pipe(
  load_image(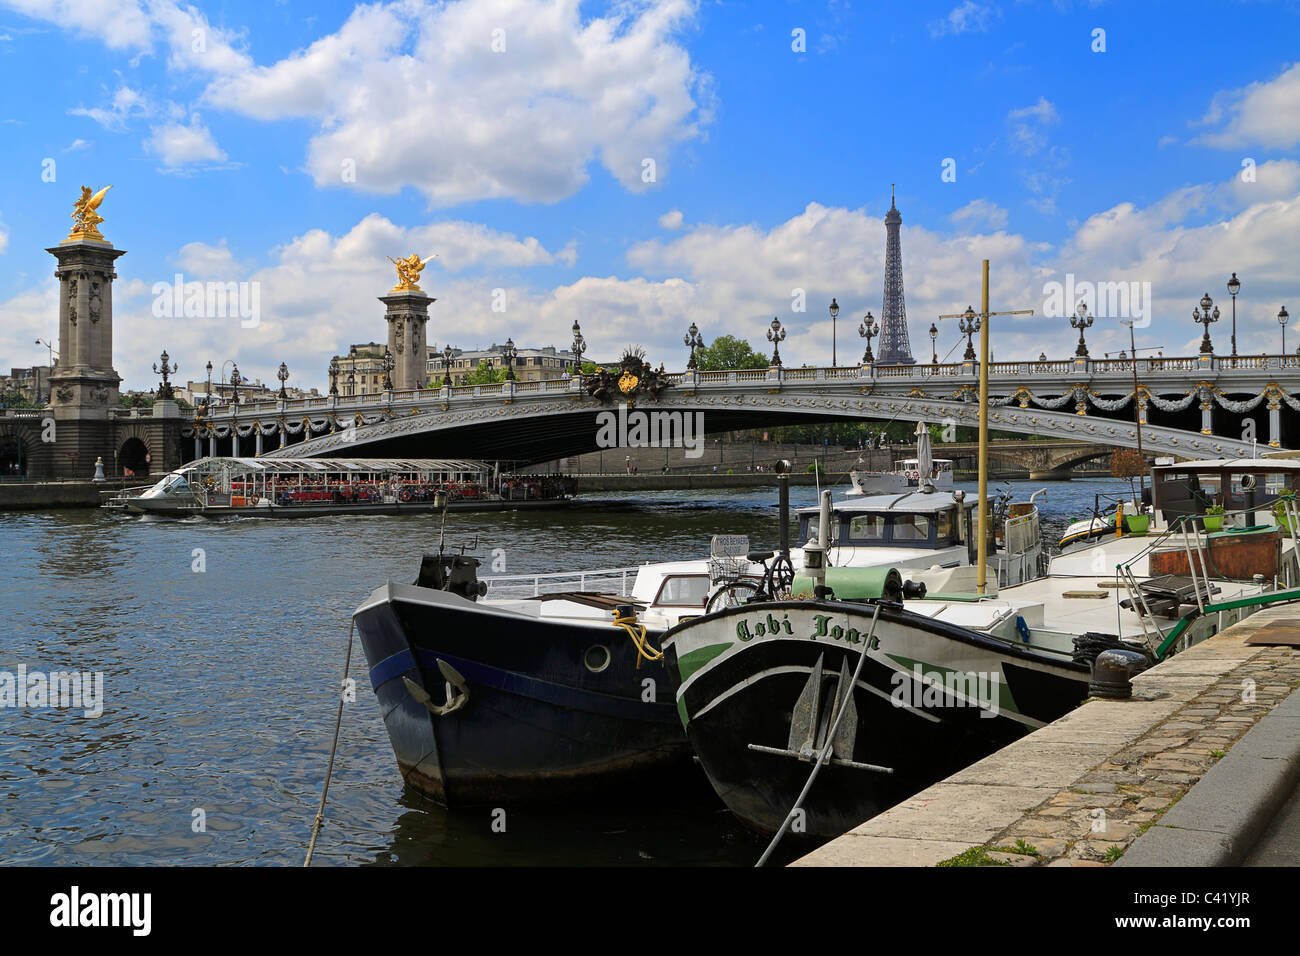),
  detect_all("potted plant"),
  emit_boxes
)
[1124,508,1150,535]
[1204,504,1225,532]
